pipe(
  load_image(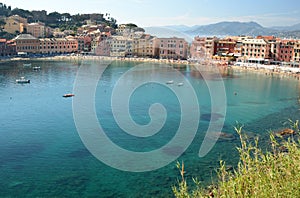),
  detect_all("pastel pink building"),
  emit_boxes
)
[153,37,188,60]
[190,36,216,60]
